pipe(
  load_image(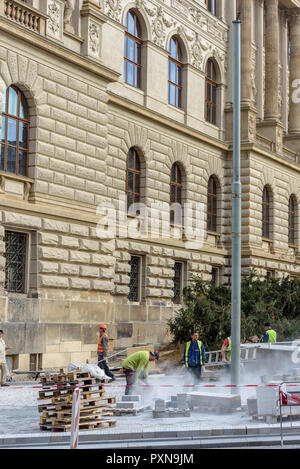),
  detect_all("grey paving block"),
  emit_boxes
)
[154,399,166,411]
[190,392,241,412]
[116,402,138,409]
[121,395,141,402]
